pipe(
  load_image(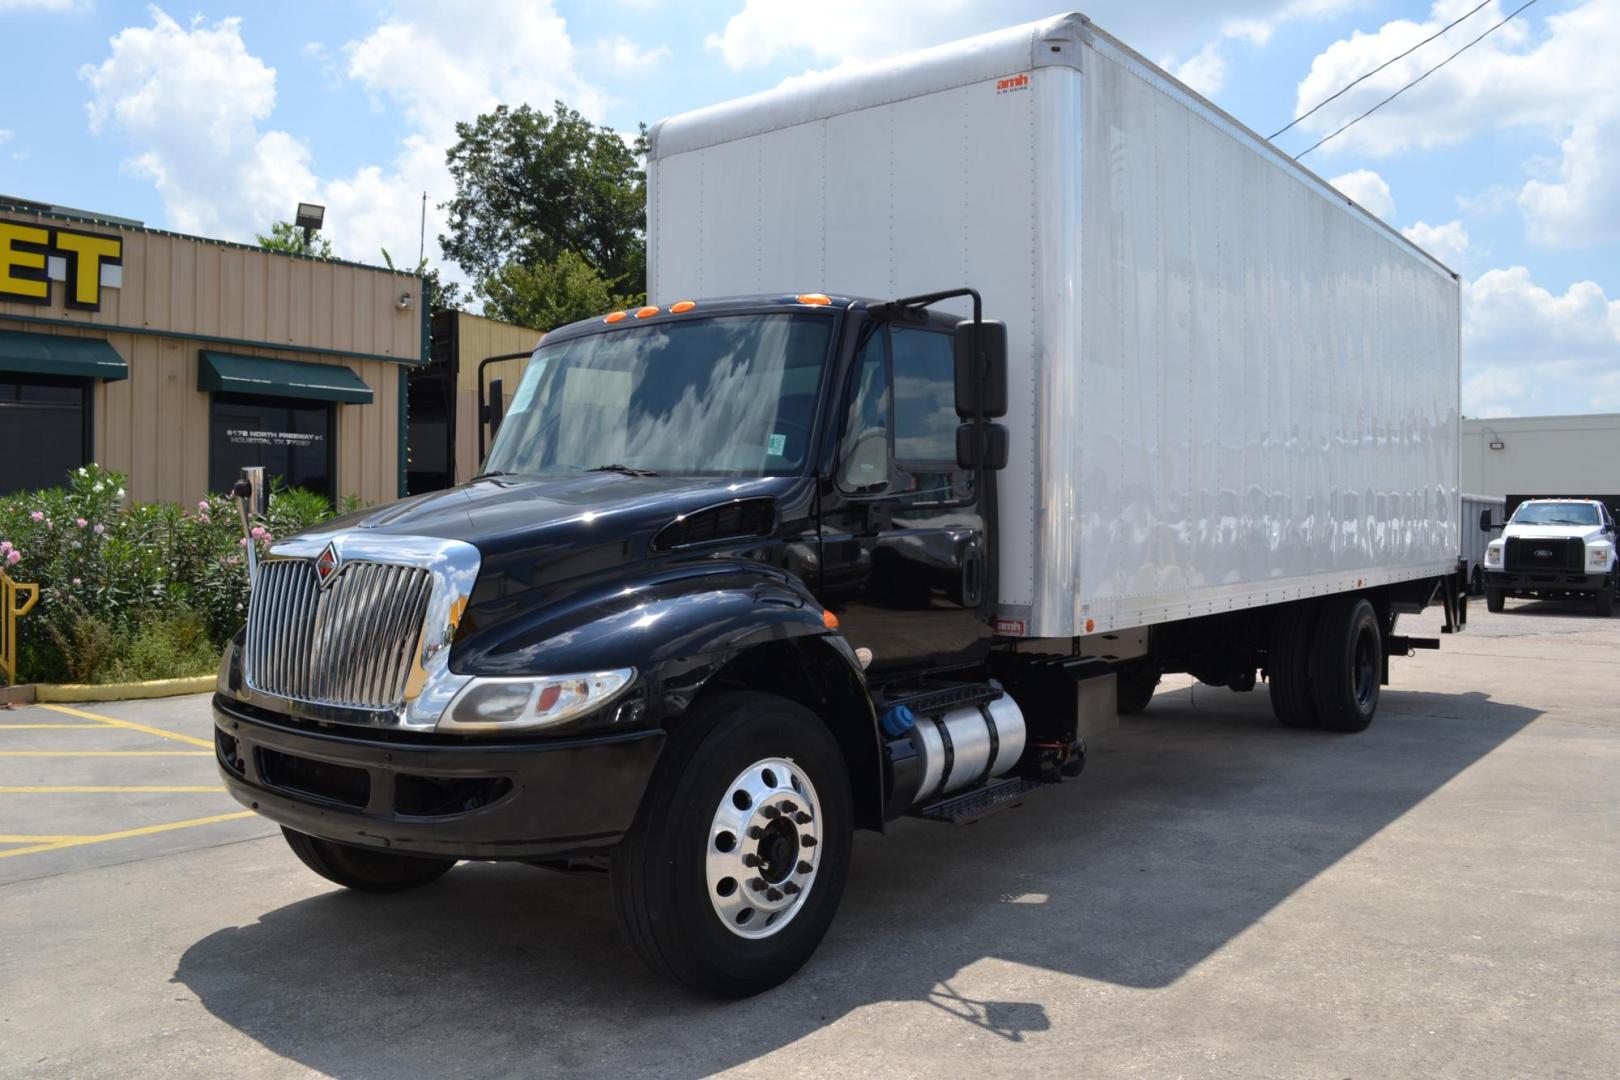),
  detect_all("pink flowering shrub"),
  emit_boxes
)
[0,465,348,684]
